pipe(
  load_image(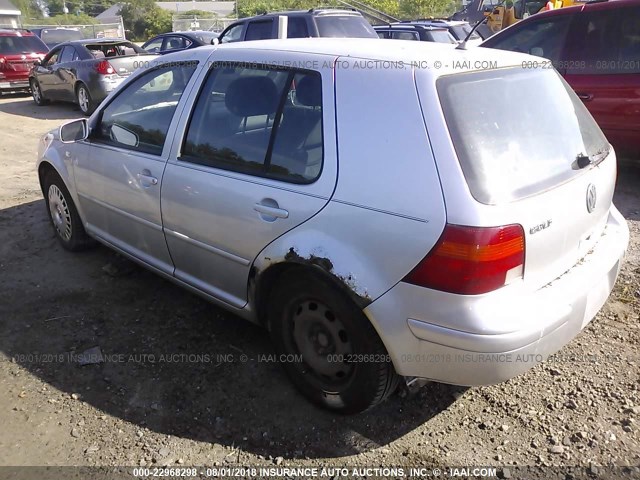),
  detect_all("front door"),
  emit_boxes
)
[161,52,338,308]
[73,62,199,274]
